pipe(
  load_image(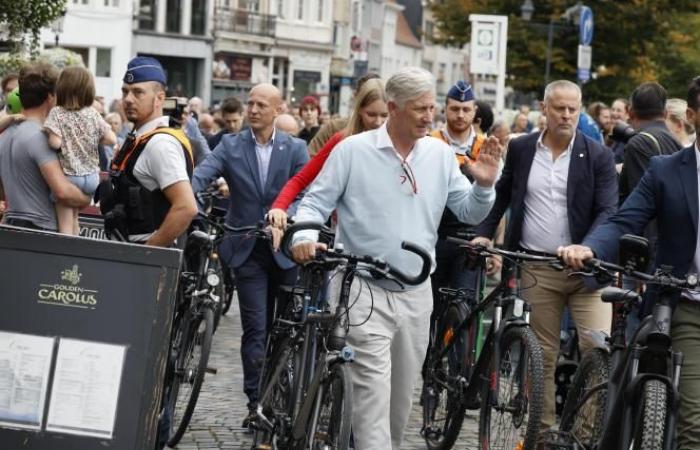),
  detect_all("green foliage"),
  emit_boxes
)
[0,0,67,57]
[431,0,700,103]
[0,53,26,79]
